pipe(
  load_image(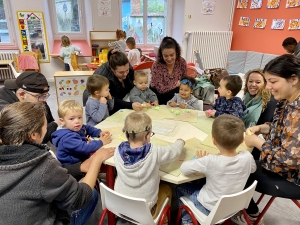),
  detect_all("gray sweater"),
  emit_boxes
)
[167,93,200,110]
[0,143,92,225]
[129,86,158,103]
